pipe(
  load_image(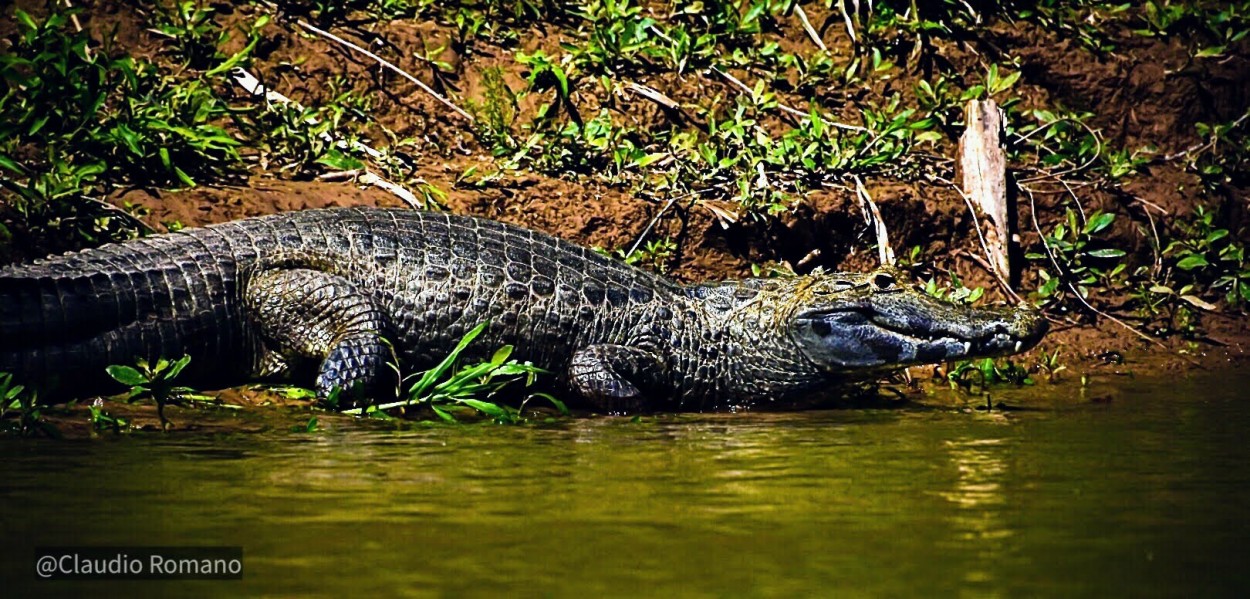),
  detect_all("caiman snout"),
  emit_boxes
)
[792,275,1049,374]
